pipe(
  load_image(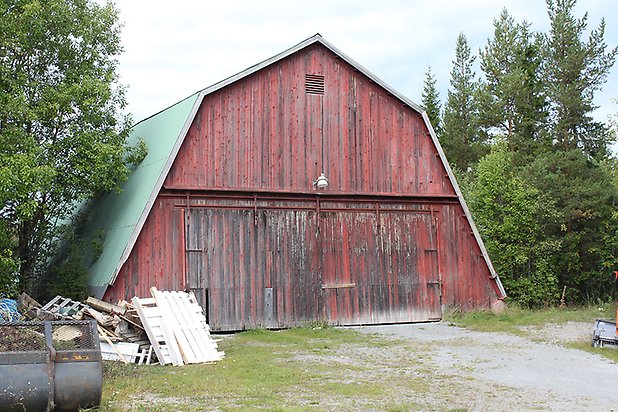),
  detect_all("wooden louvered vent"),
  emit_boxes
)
[305,74,325,95]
